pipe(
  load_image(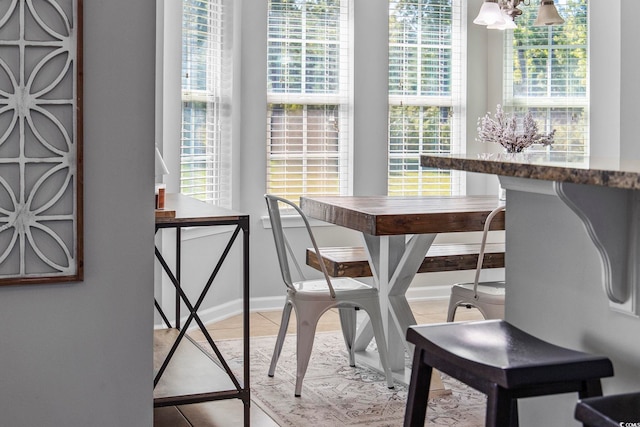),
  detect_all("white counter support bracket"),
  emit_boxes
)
[500,176,640,316]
